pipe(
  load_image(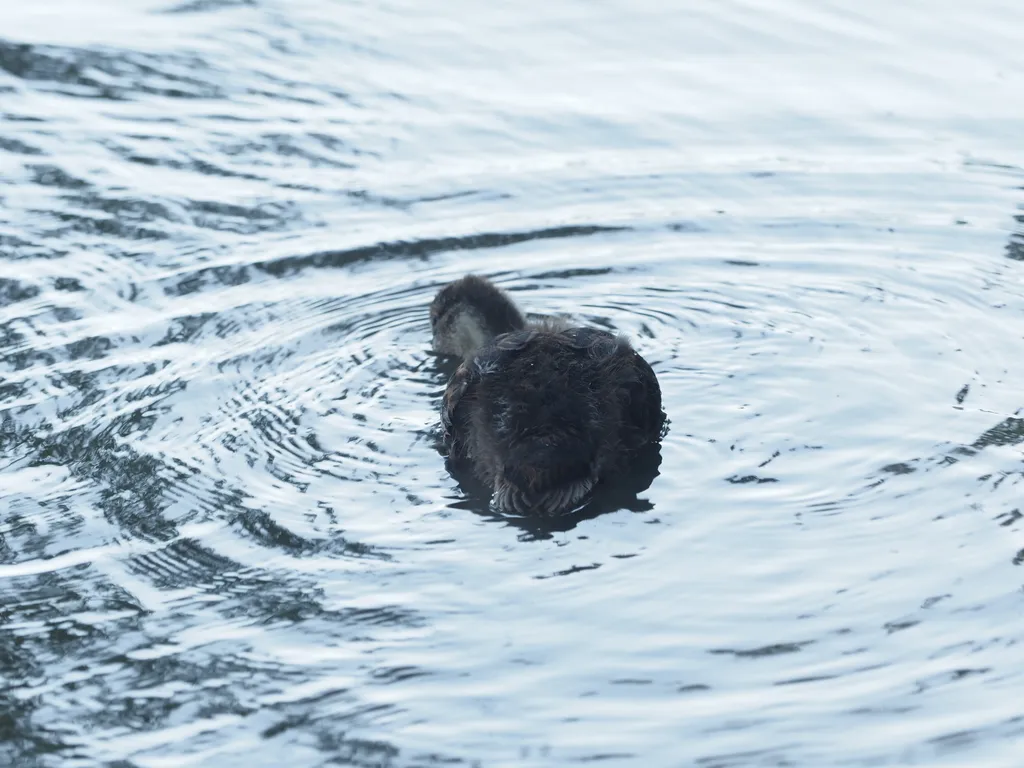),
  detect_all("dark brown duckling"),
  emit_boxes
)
[430,274,664,515]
